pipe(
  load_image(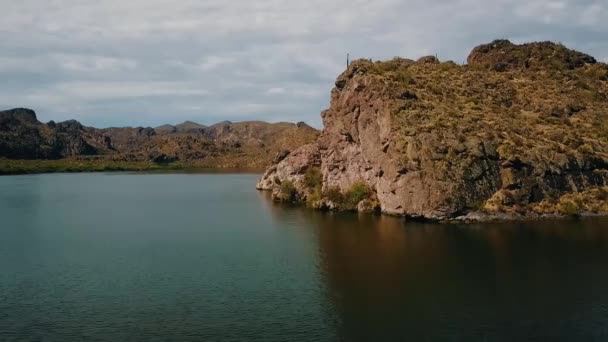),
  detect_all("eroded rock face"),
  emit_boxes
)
[0,108,101,159]
[256,144,321,191]
[258,40,608,221]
